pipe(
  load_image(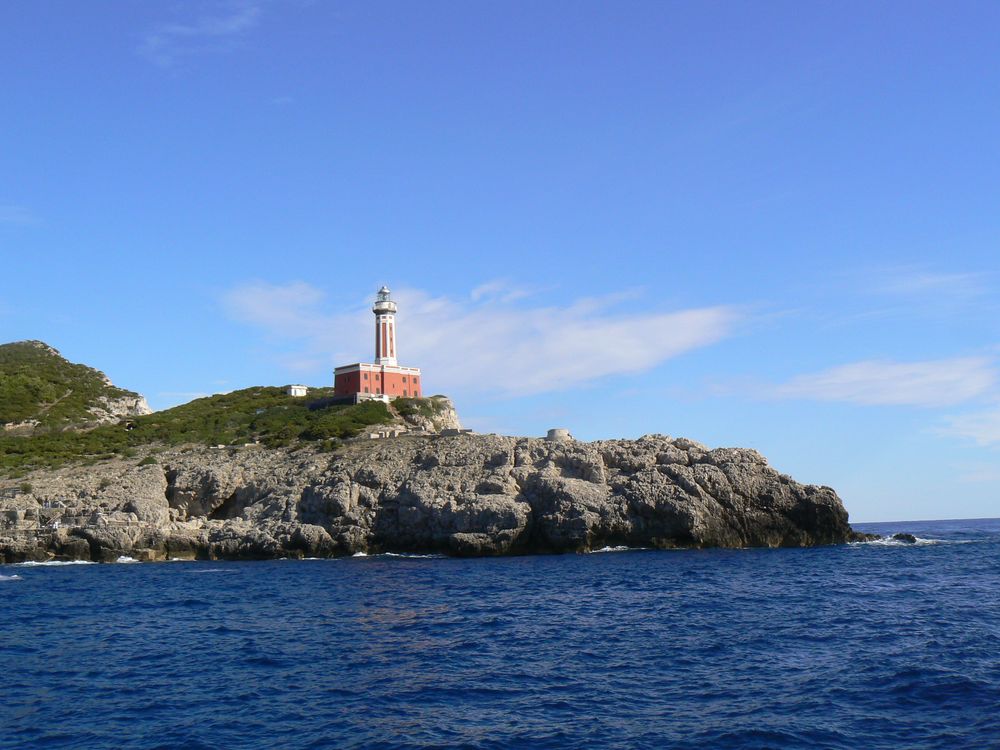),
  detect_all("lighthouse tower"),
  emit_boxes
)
[373,286,397,366]
[333,287,422,402]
